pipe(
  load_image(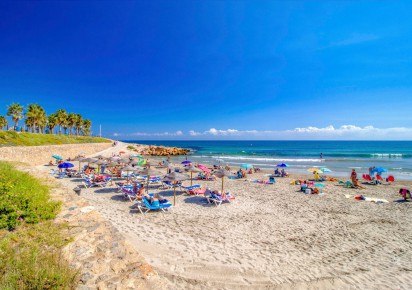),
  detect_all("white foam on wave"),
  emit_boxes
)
[211,156,322,163]
[371,153,403,158]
